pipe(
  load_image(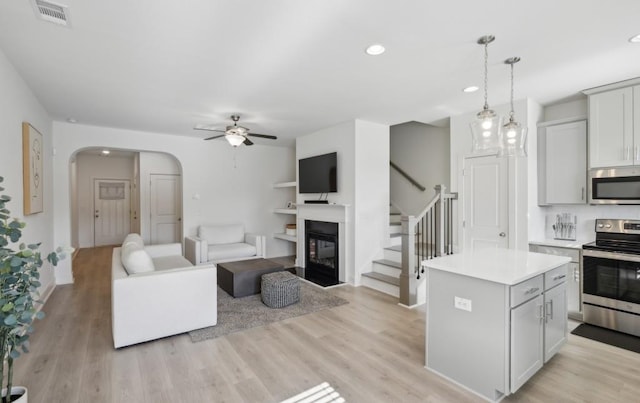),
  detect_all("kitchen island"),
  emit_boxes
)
[422,248,570,402]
